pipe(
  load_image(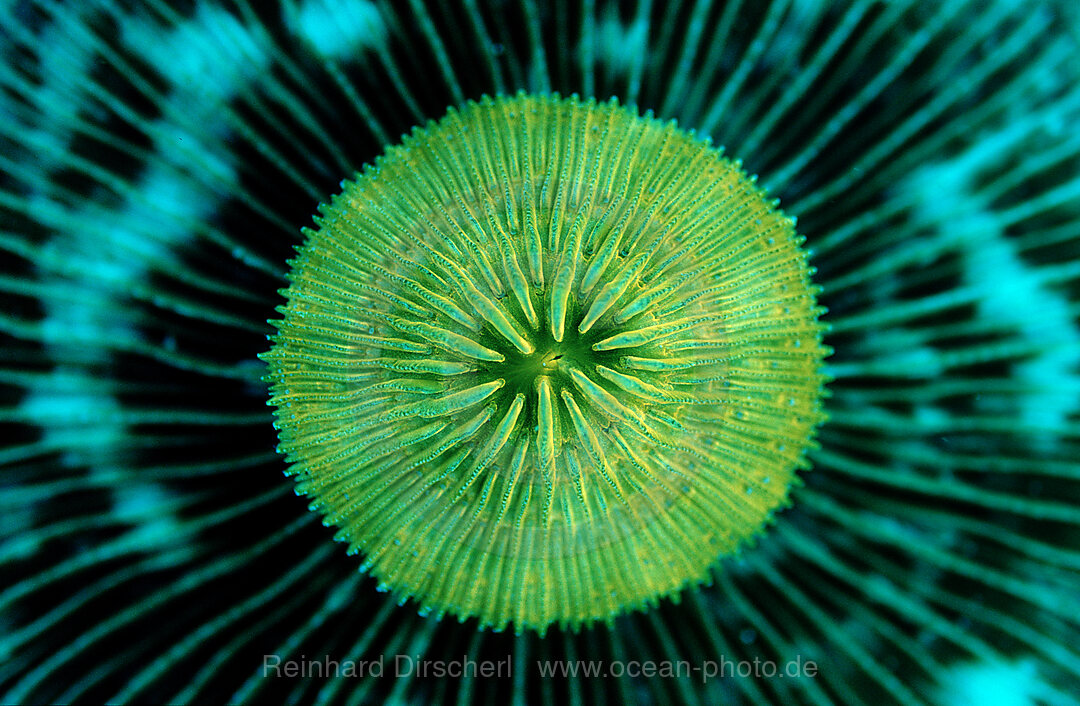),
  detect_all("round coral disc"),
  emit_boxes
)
[262,93,828,632]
